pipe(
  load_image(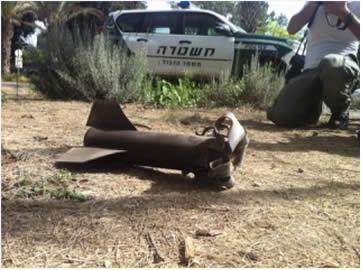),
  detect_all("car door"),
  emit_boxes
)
[115,12,147,54]
[141,12,185,77]
[179,12,235,78]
